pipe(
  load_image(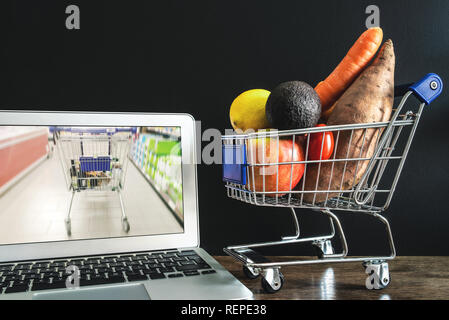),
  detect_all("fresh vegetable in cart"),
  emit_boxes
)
[227,27,395,202]
[304,39,395,203]
[246,137,304,196]
[307,124,334,161]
